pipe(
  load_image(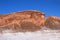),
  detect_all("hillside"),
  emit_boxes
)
[0,10,60,32]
